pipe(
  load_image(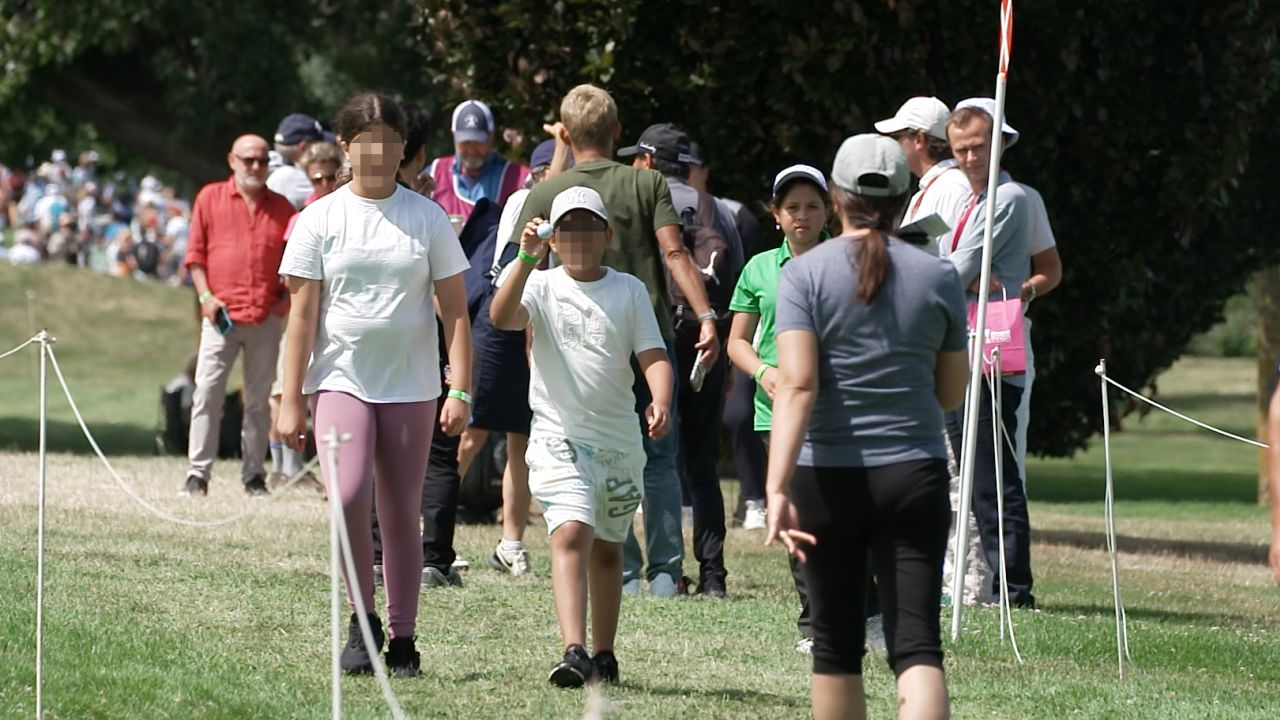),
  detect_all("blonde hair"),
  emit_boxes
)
[560,84,617,152]
[299,141,342,169]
